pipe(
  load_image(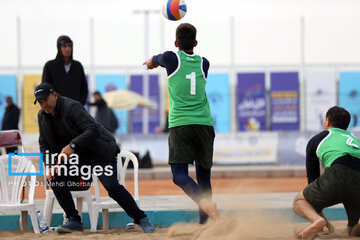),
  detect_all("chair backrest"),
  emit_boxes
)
[92,150,139,203]
[0,155,36,204]
[0,130,25,153]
